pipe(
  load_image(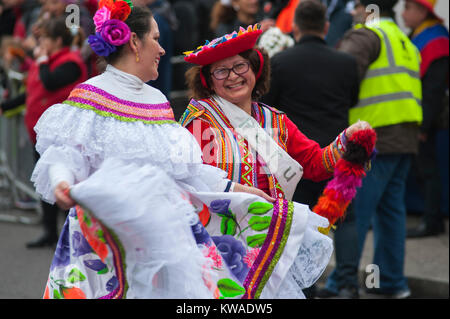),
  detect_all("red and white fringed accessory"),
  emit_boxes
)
[313,129,377,234]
